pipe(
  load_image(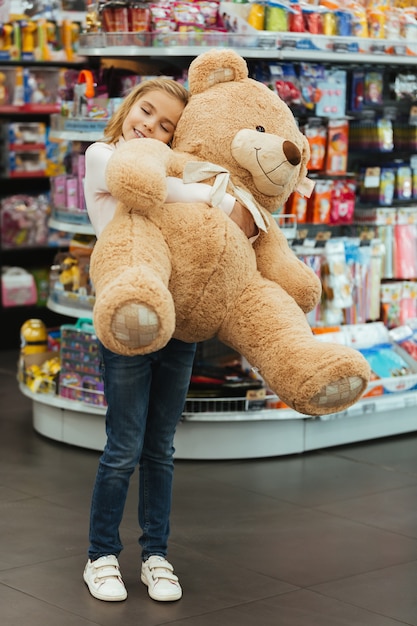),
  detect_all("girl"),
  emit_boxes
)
[83,78,255,604]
